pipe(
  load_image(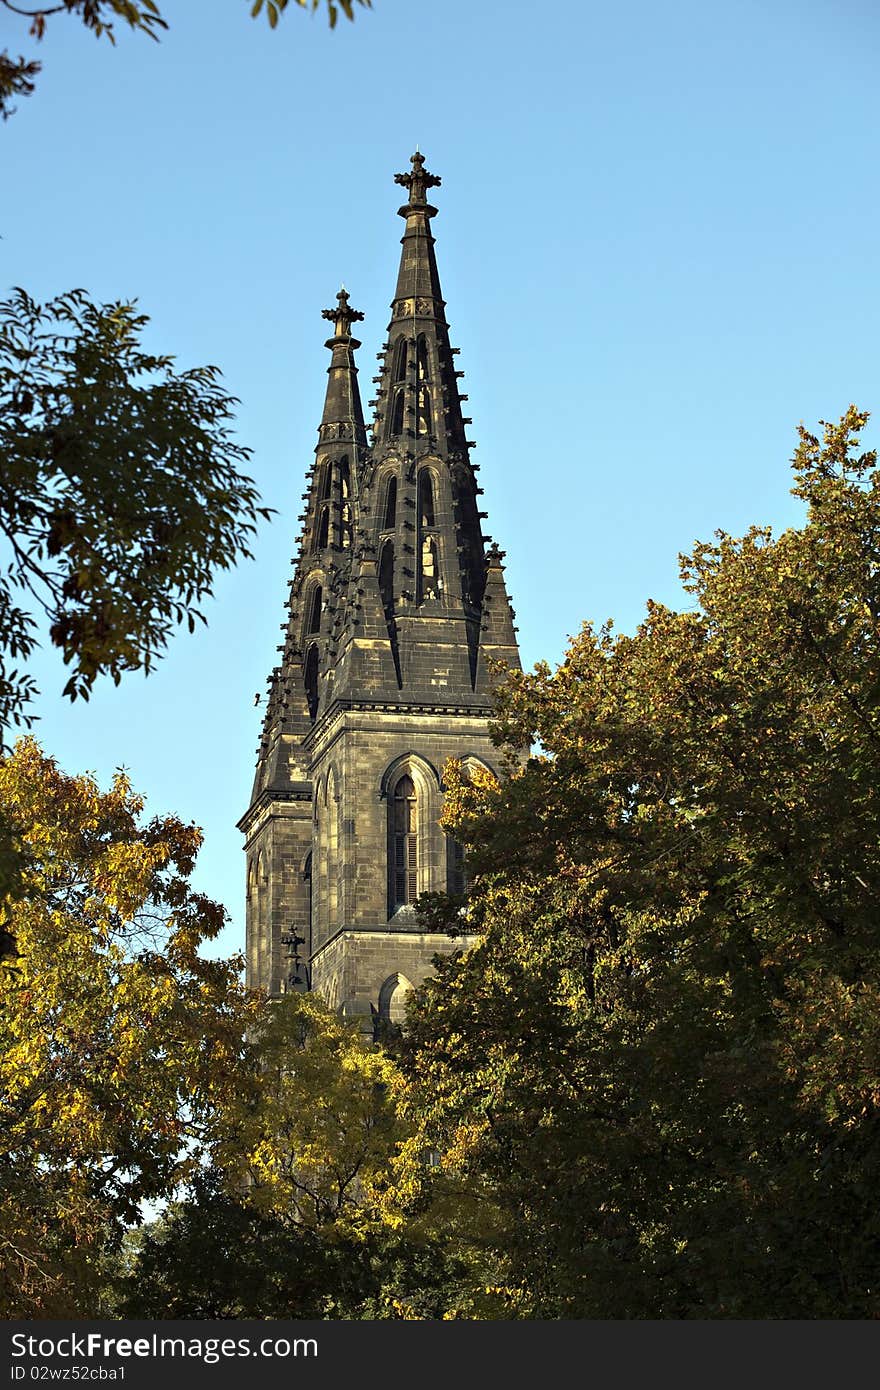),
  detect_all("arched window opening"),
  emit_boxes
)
[304,644,319,721]
[392,775,417,908]
[303,852,312,945]
[416,386,432,437]
[390,389,405,437]
[378,540,394,616]
[382,476,397,530]
[317,508,330,549]
[320,463,332,499]
[416,335,429,381]
[418,536,440,602]
[418,471,435,528]
[393,337,408,382]
[379,973,413,1025]
[305,584,322,635]
[339,459,352,549]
